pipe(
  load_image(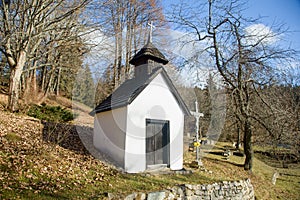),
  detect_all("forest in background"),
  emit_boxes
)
[0,0,299,171]
[0,0,166,108]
